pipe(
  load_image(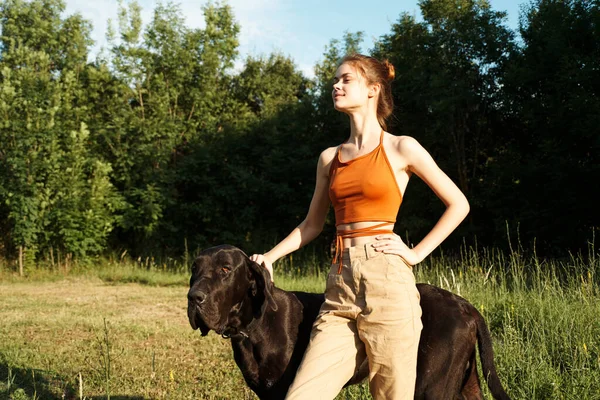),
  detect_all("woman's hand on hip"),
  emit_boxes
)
[249,254,274,282]
[372,234,421,266]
